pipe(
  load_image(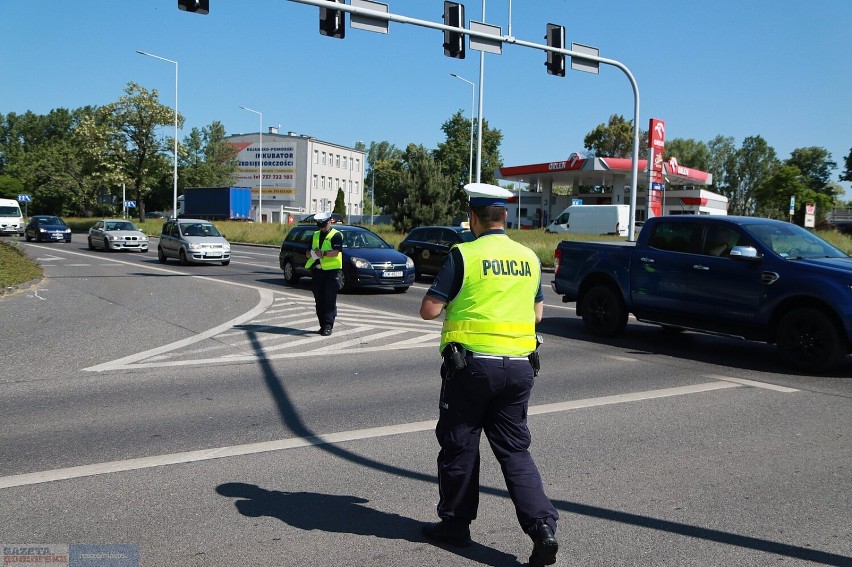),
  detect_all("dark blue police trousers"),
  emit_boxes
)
[435,354,559,534]
[311,267,339,328]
